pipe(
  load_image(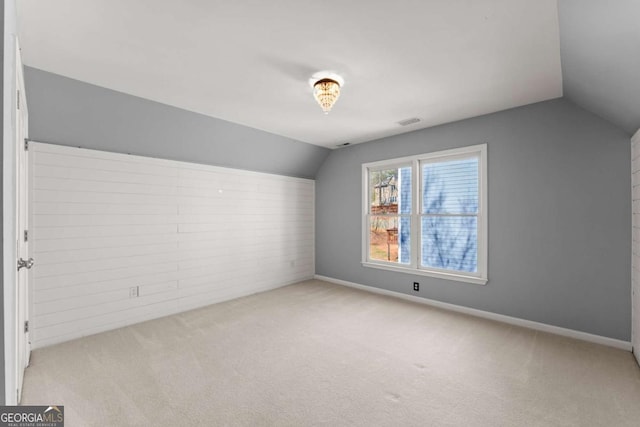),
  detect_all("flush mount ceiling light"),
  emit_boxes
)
[310,72,344,114]
[313,78,340,114]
